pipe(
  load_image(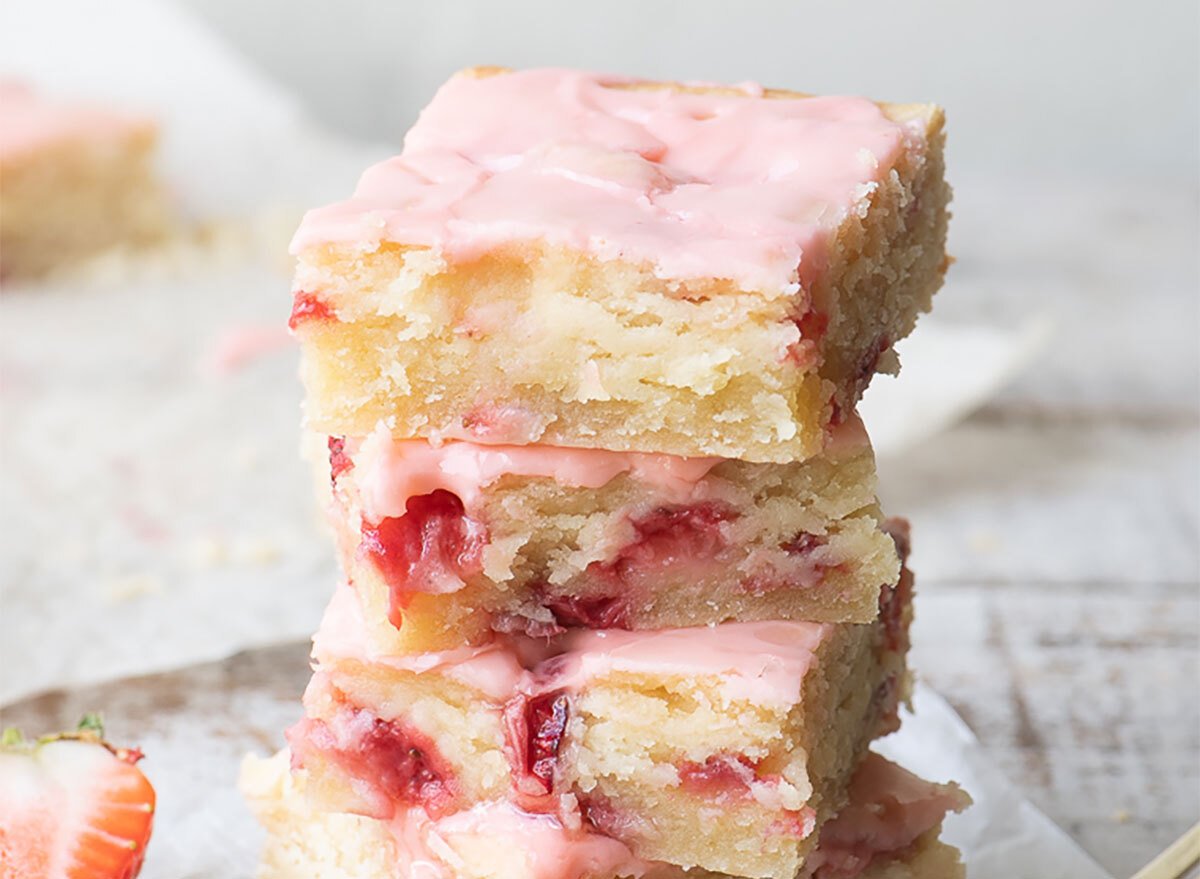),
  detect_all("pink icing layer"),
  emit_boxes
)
[352,424,722,523]
[349,414,868,524]
[315,582,830,707]
[291,68,911,294]
[555,621,830,706]
[313,582,531,702]
[0,81,150,161]
[376,801,650,879]
[805,753,970,878]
